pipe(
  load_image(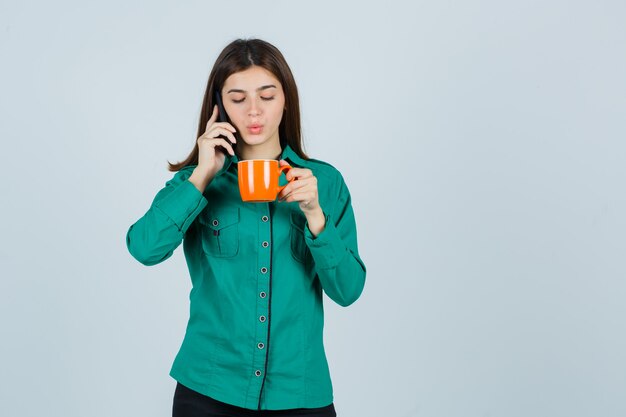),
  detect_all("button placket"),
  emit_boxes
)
[252,204,271,392]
